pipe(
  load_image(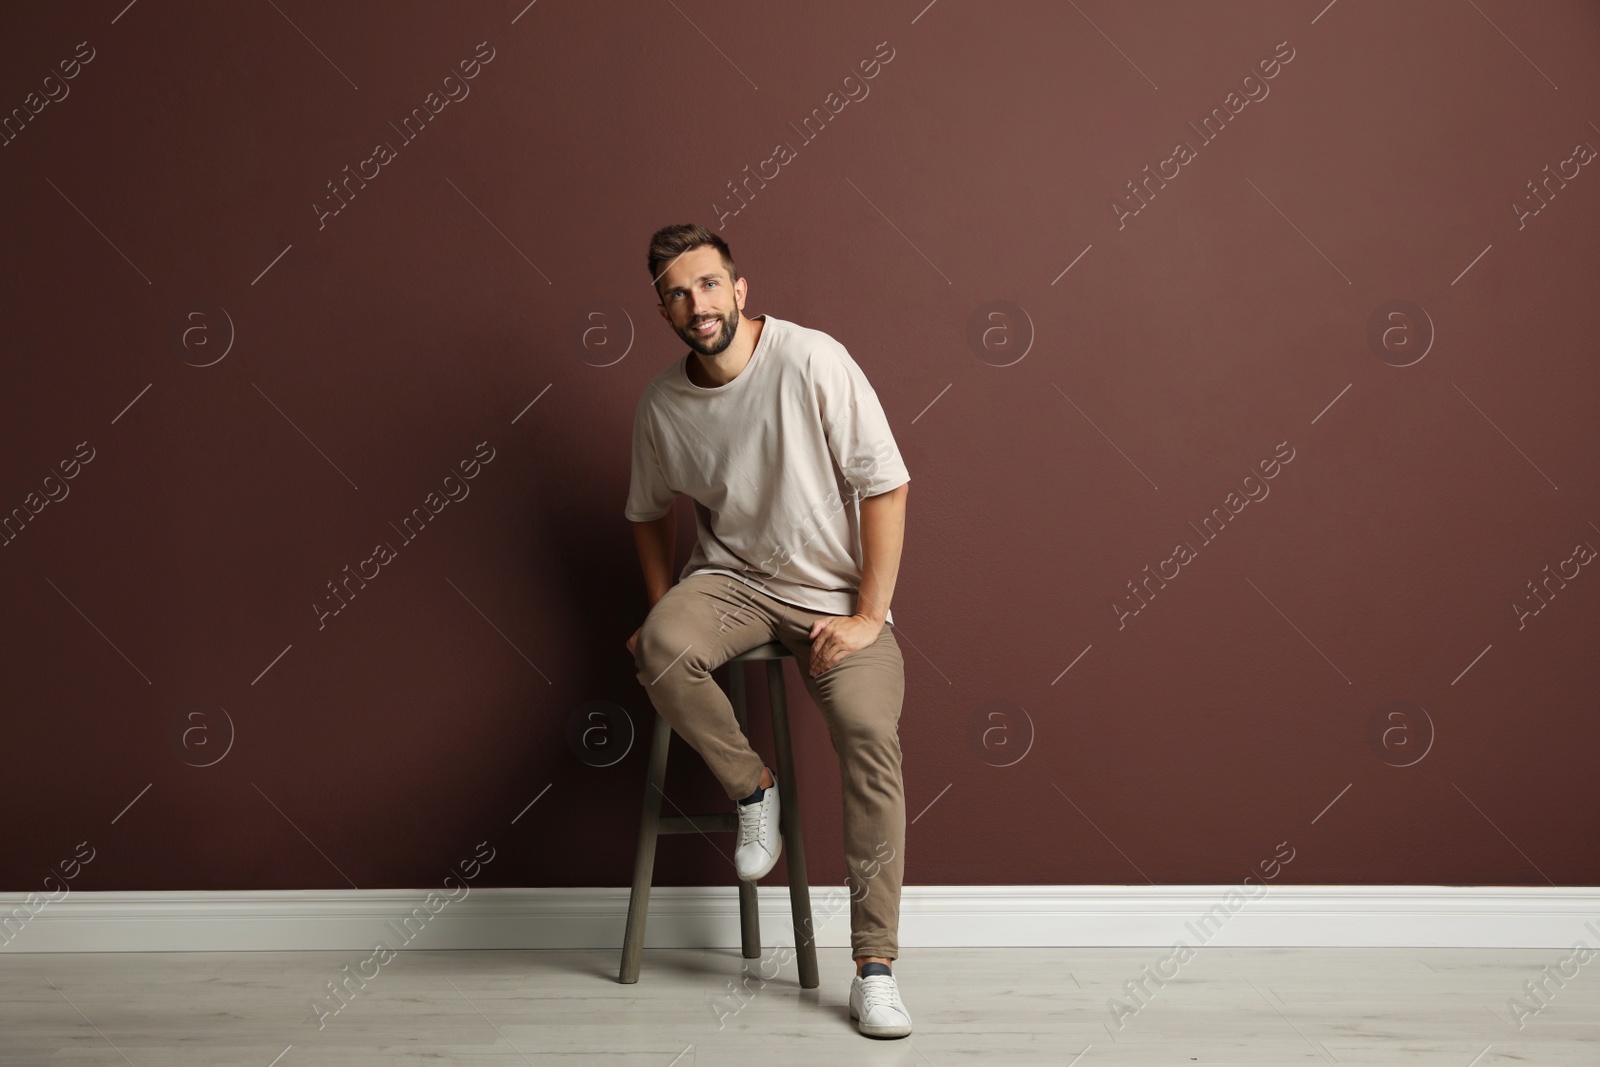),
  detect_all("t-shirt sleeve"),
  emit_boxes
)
[625,394,677,521]
[809,342,911,498]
